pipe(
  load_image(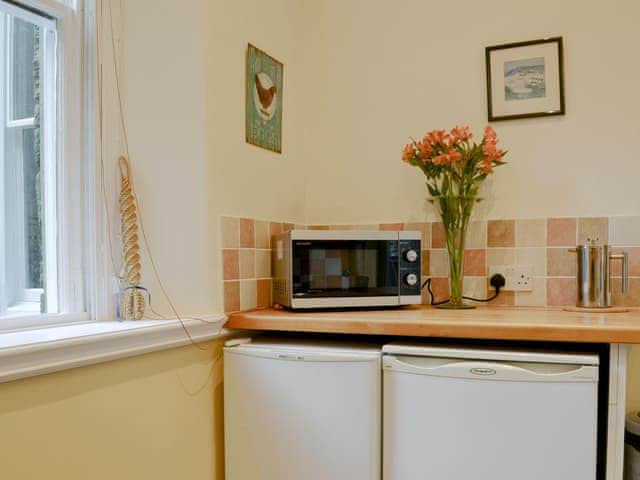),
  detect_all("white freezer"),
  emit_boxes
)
[224,337,381,480]
[382,343,600,480]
